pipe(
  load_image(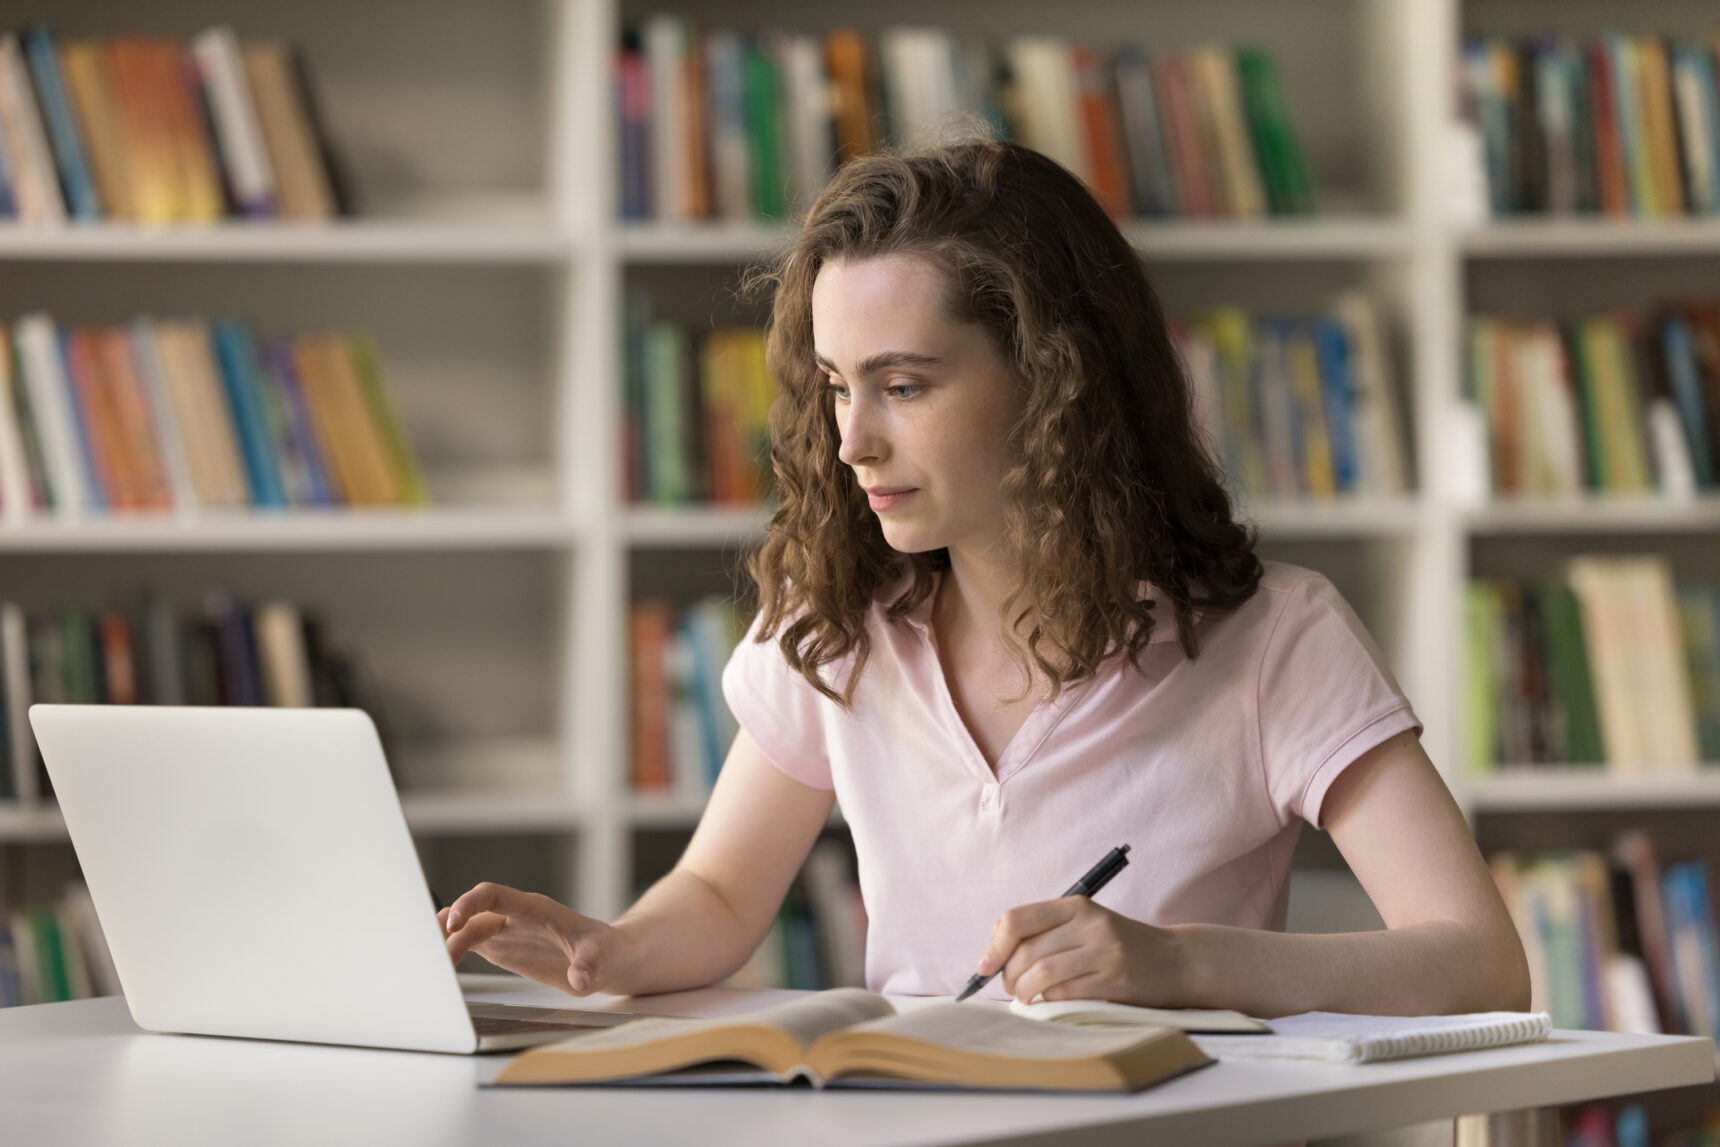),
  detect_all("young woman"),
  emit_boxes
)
[442,137,1530,1017]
